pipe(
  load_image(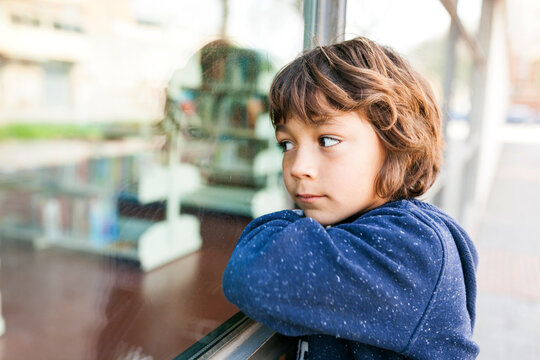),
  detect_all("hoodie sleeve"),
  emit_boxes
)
[222,208,445,353]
